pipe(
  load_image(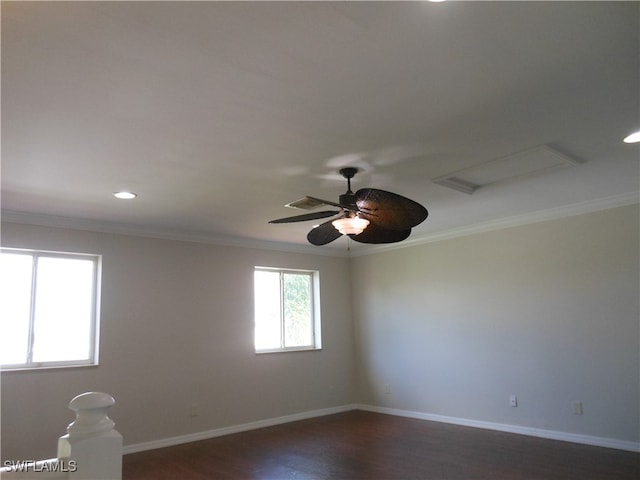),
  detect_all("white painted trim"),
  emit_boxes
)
[3,192,638,257]
[350,191,640,256]
[0,210,347,258]
[123,403,639,455]
[122,404,356,455]
[356,404,640,453]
